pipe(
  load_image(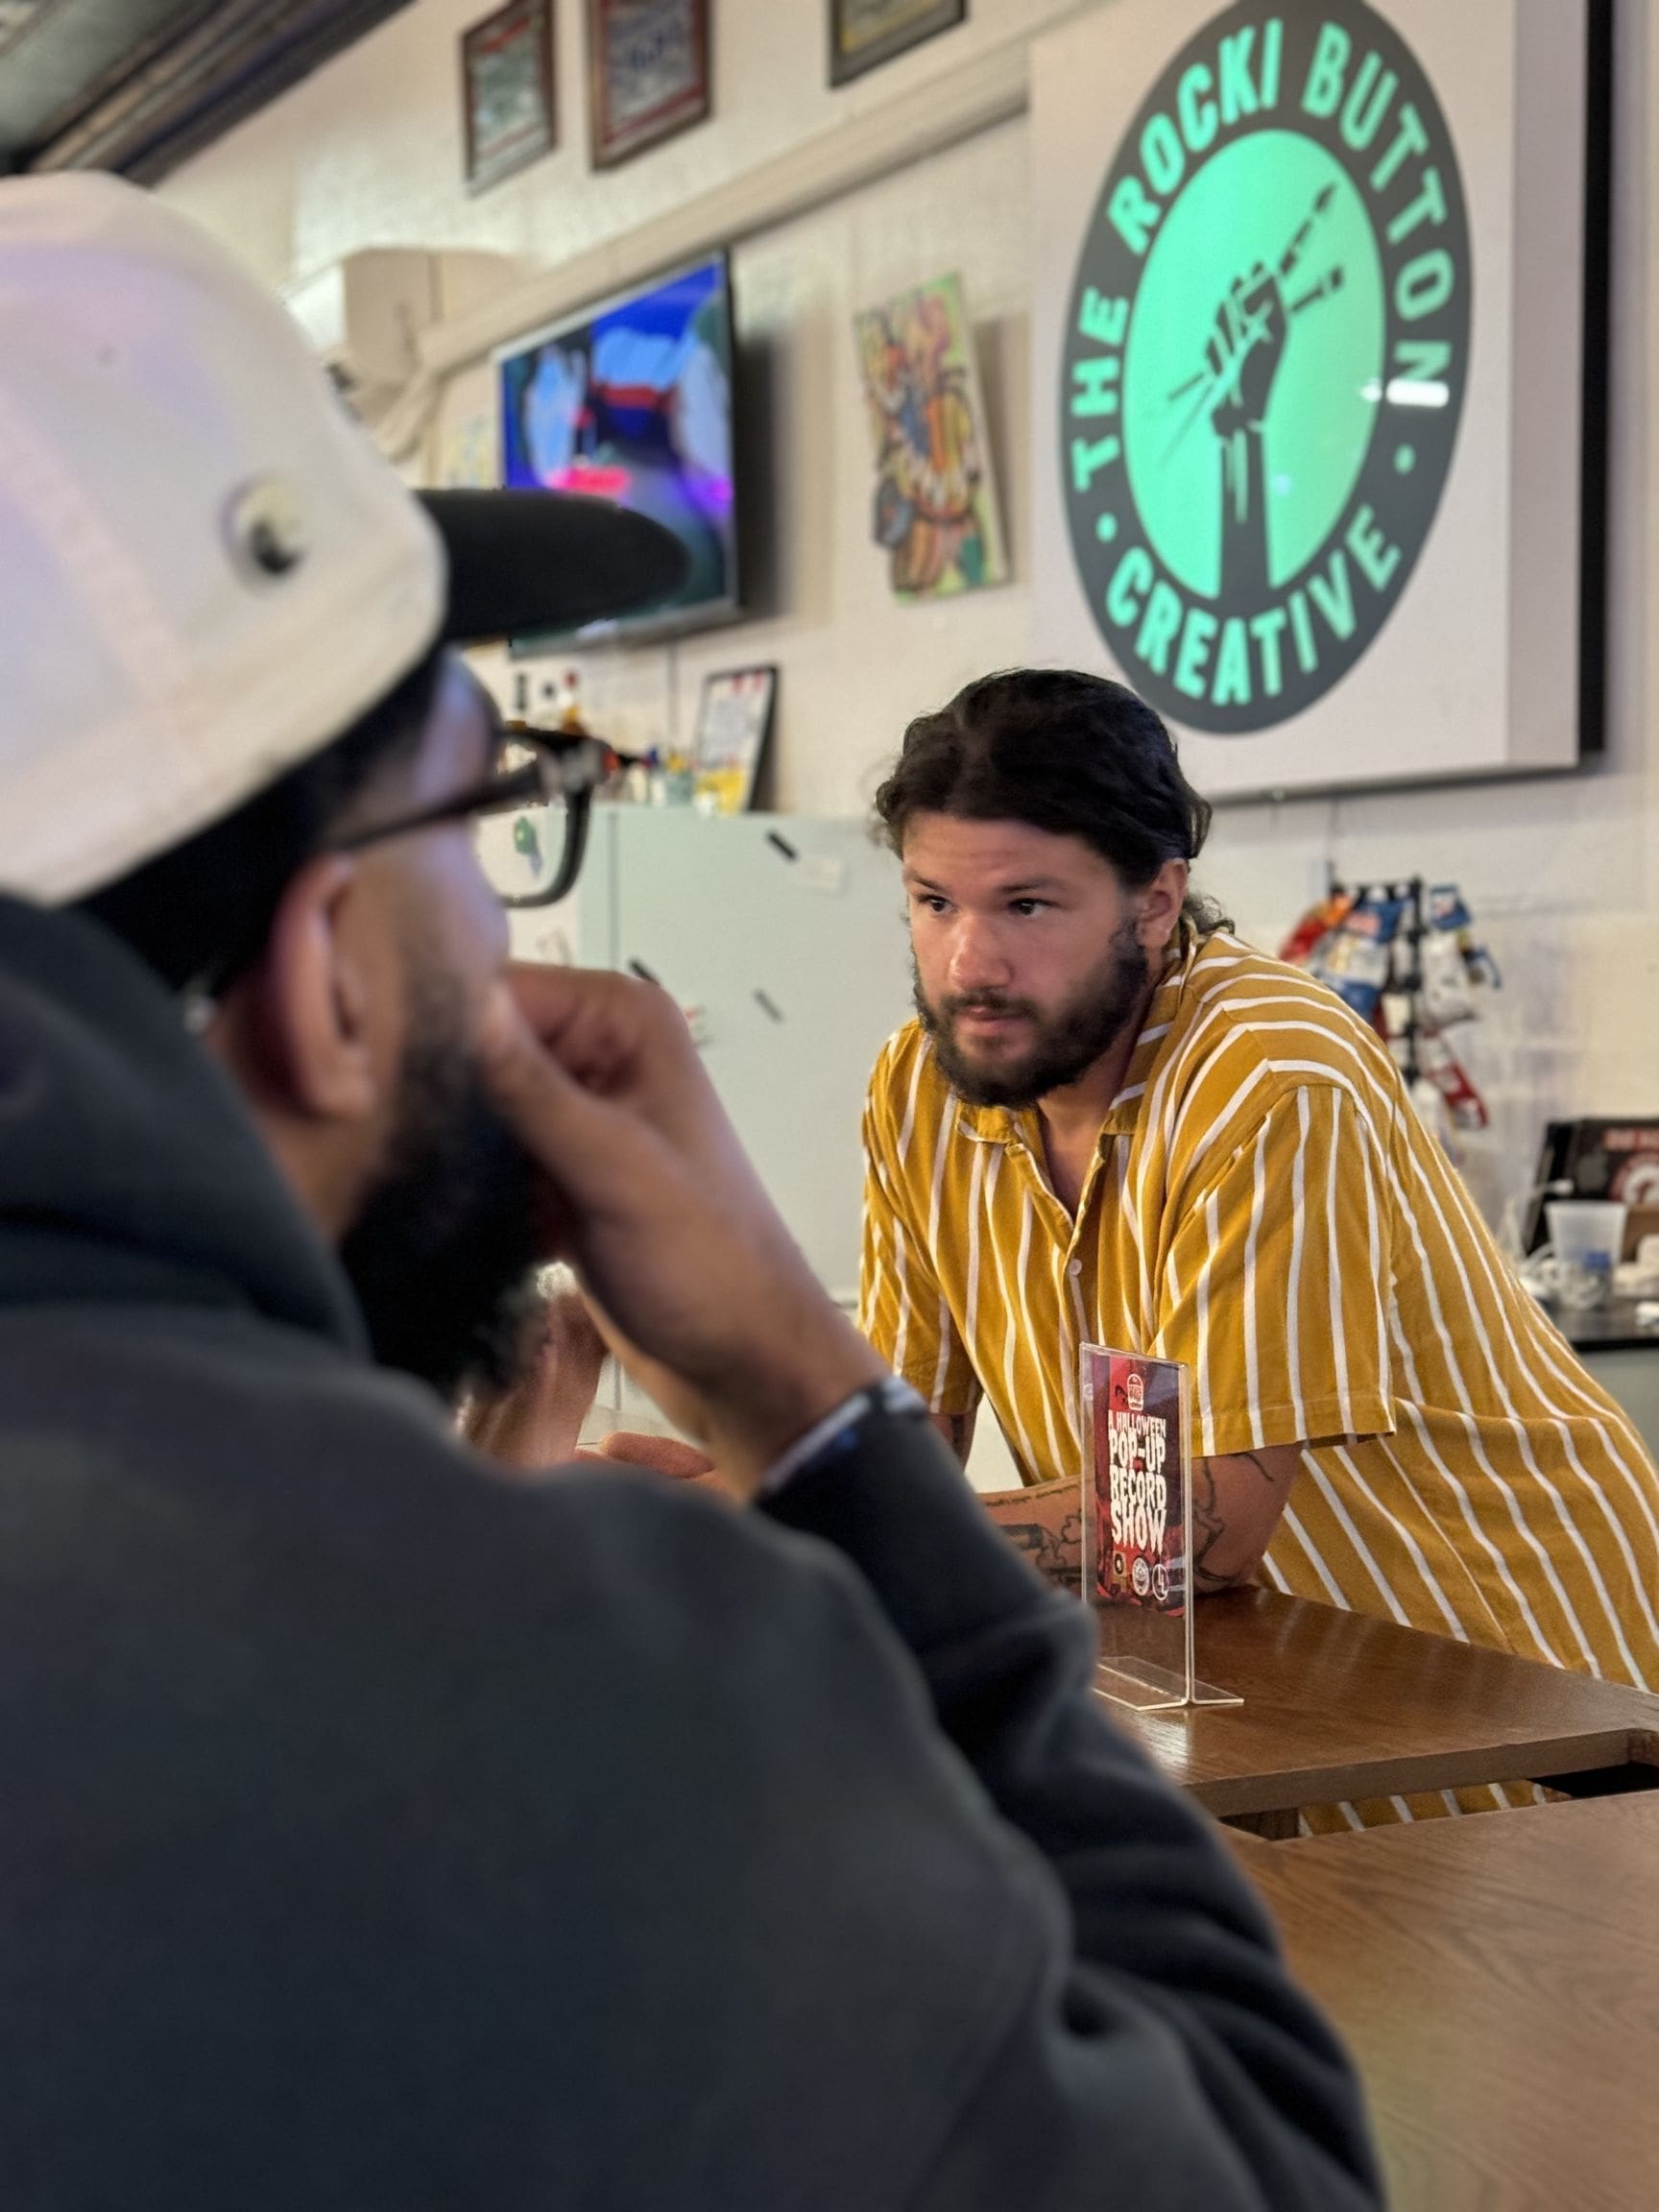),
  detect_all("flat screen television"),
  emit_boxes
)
[496,251,738,648]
